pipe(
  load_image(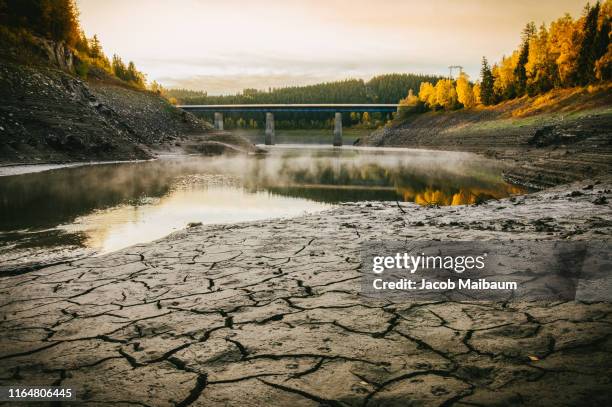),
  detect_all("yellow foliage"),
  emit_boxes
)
[434,79,457,109]
[472,83,482,105]
[493,52,518,96]
[525,24,558,91]
[548,14,582,85]
[362,111,371,124]
[456,73,475,108]
[418,82,436,106]
[399,88,418,106]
